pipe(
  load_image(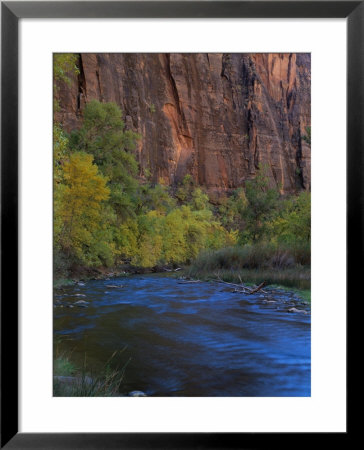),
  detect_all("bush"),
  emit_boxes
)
[53,350,130,397]
[190,243,308,272]
[187,243,311,289]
